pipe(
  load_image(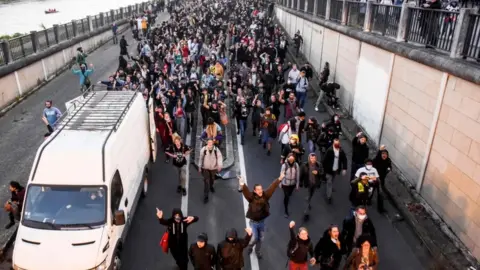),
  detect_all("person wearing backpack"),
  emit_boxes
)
[72,63,94,92]
[286,221,316,270]
[280,153,300,218]
[198,139,223,203]
[295,70,309,109]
